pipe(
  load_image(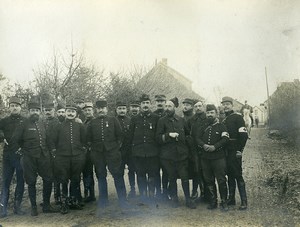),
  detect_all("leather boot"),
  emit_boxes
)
[13,200,25,215]
[60,196,69,215]
[206,185,217,209]
[227,177,236,205]
[0,204,7,218]
[98,177,108,208]
[31,205,38,216]
[237,179,247,210]
[219,183,229,212]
